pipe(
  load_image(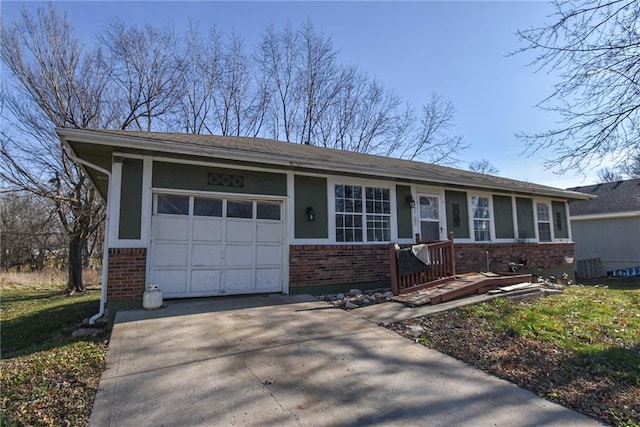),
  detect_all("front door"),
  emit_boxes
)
[418,194,441,241]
